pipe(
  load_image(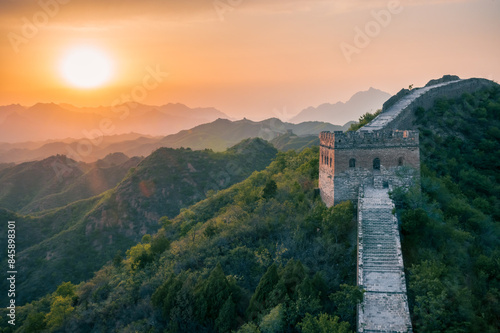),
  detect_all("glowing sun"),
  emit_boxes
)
[60,46,113,89]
